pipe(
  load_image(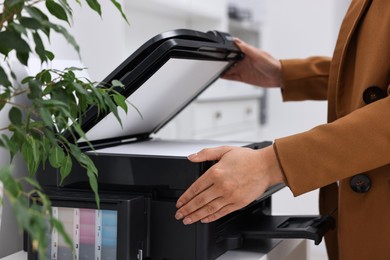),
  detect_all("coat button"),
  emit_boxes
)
[363,86,386,104]
[350,174,371,193]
